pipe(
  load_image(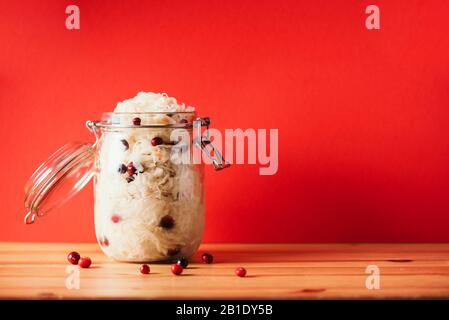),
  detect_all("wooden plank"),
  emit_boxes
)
[0,243,449,299]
